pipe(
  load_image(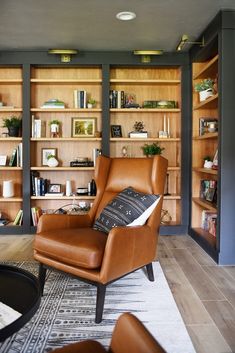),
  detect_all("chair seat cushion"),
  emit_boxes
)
[93,186,160,234]
[34,228,108,269]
